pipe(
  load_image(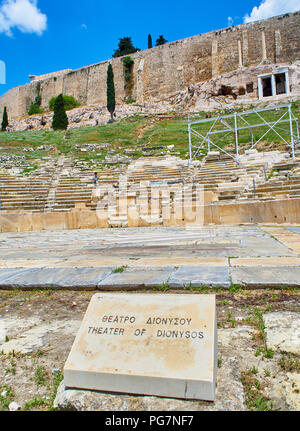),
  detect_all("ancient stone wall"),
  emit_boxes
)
[1,11,300,119]
[0,198,300,232]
